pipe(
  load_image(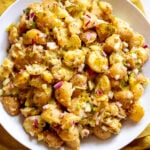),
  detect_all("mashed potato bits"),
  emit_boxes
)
[0,0,149,149]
